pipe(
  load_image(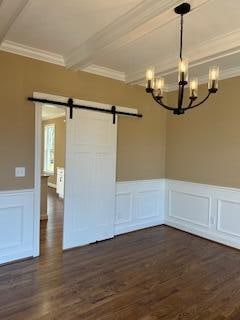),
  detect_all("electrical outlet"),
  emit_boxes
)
[15,167,26,177]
